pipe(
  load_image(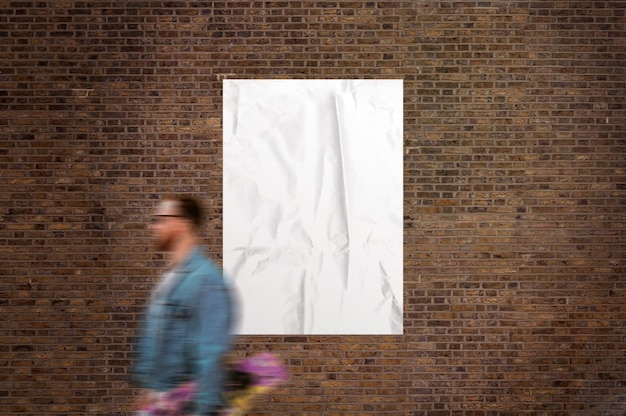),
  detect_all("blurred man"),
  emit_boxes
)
[134,196,233,415]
